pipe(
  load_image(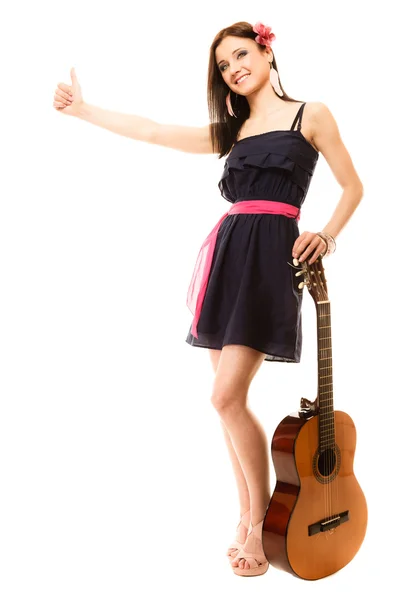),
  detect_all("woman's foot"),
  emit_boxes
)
[231,519,269,577]
[226,509,251,561]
